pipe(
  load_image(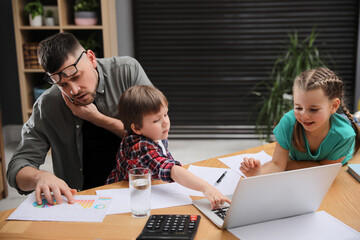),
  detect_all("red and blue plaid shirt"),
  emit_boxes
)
[105,134,181,184]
